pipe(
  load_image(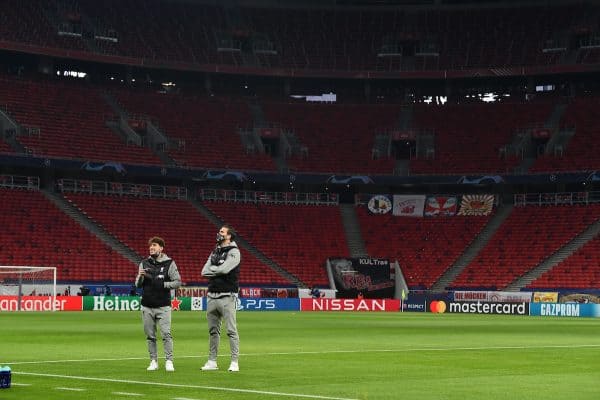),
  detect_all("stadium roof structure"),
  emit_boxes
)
[170,0,595,9]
